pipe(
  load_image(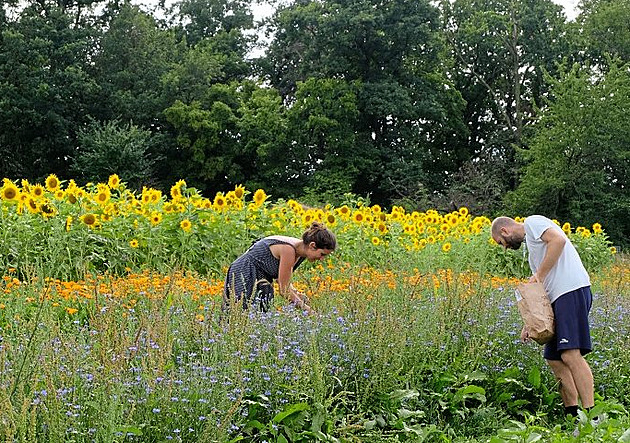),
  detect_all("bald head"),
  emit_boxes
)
[491,216,517,237]
[491,216,525,250]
